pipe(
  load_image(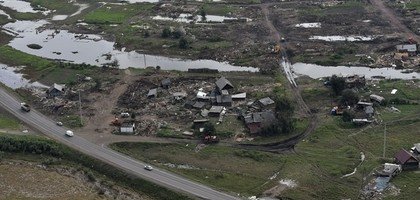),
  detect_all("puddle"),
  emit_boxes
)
[0,9,11,19]
[0,0,49,14]
[3,20,258,72]
[292,63,419,80]
[152,13,250,23]
[52,15,68,21]
[309,35,375,42]
[374,176,391,192]
[124,0,160,3]
[0,64,47,89]
[295,23,321,28]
